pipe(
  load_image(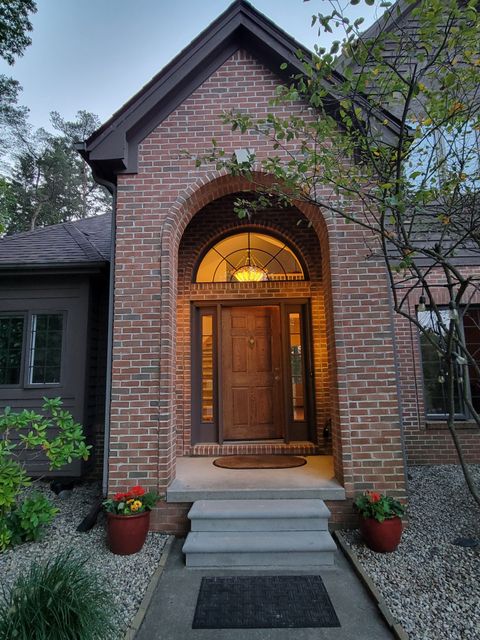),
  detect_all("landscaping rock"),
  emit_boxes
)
[343,465,480,640]
[0,482,168,639]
